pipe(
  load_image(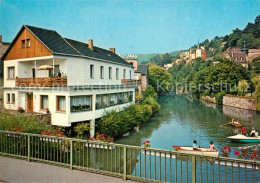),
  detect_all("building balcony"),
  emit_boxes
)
[121,79,141,85]
[16,77,67,87]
